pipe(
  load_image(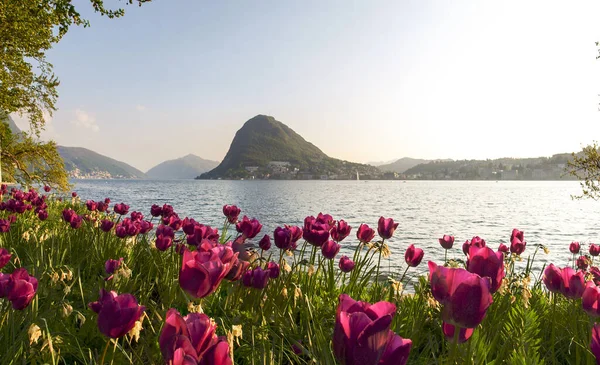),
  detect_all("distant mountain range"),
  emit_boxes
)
[146,154,219,179]
[58,146,146,179]
[198,115,381,180]
[377,157,432,173]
